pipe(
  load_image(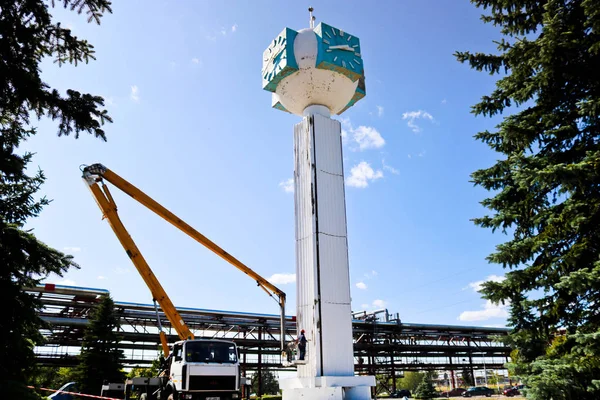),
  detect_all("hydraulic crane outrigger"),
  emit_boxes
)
[82,163,287,357]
